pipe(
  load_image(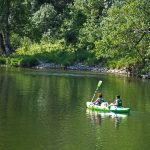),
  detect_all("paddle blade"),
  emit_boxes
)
[91,80,102,102]
[96,80,102,90]
[97,80,102,87]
